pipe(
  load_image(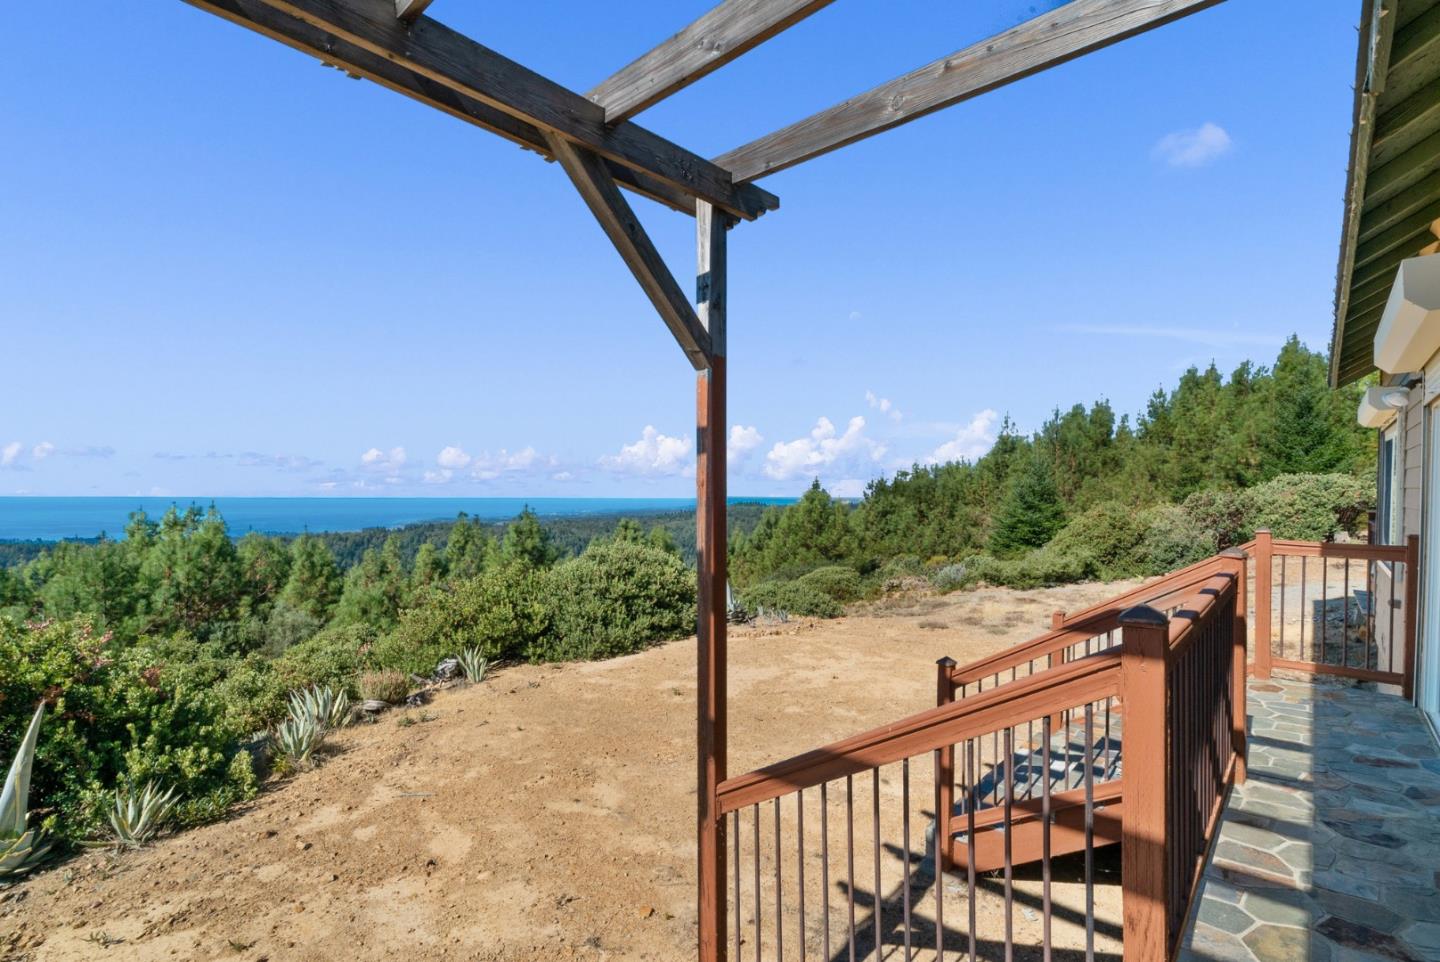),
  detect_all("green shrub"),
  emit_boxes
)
[273,623,375,696]
[535,540,696,662]
[0,618,255,845]
[1137,505,1217,575]
[961,548,1089,590]
[794,566,864,603]
[1045,502,1151,580]
[373,563,549,674]
[1180,489,1250,549]
[740,581,843,618]
[1243,473,1374,541]
[877,555,924,581]
[930,563,970,593]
